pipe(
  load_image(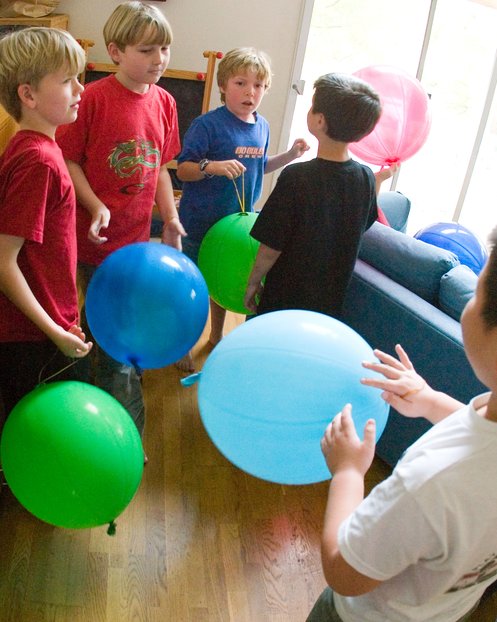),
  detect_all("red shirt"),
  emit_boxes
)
[0,130,79,341]
[56,75,181,265]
